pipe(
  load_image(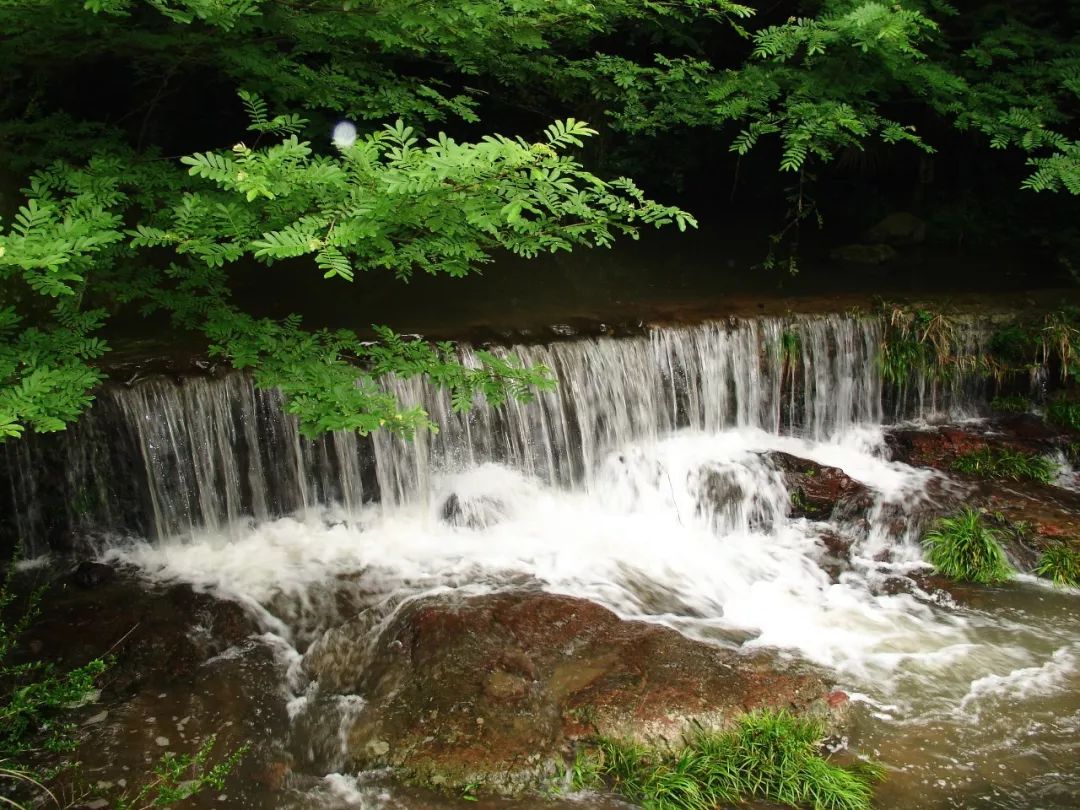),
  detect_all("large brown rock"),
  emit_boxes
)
[884,424,1080,565]
[766,452,875,523]
[884,422,1055,474]
[303,591,840,795]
